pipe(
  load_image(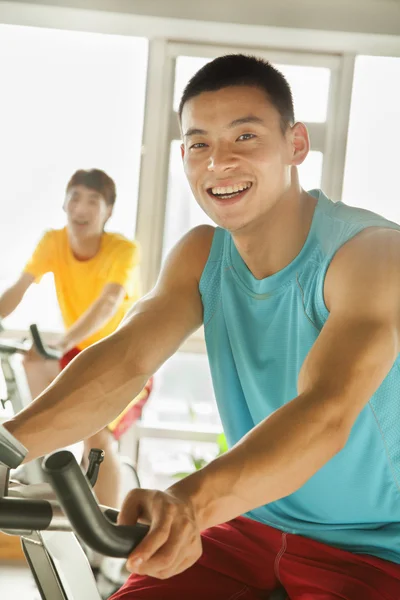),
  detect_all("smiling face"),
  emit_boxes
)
[180,85,309,234]
[64,184,112,239]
